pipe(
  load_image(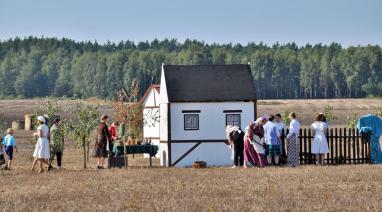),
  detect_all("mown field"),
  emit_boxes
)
[1,99,382,211]
[1,98,382,127]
